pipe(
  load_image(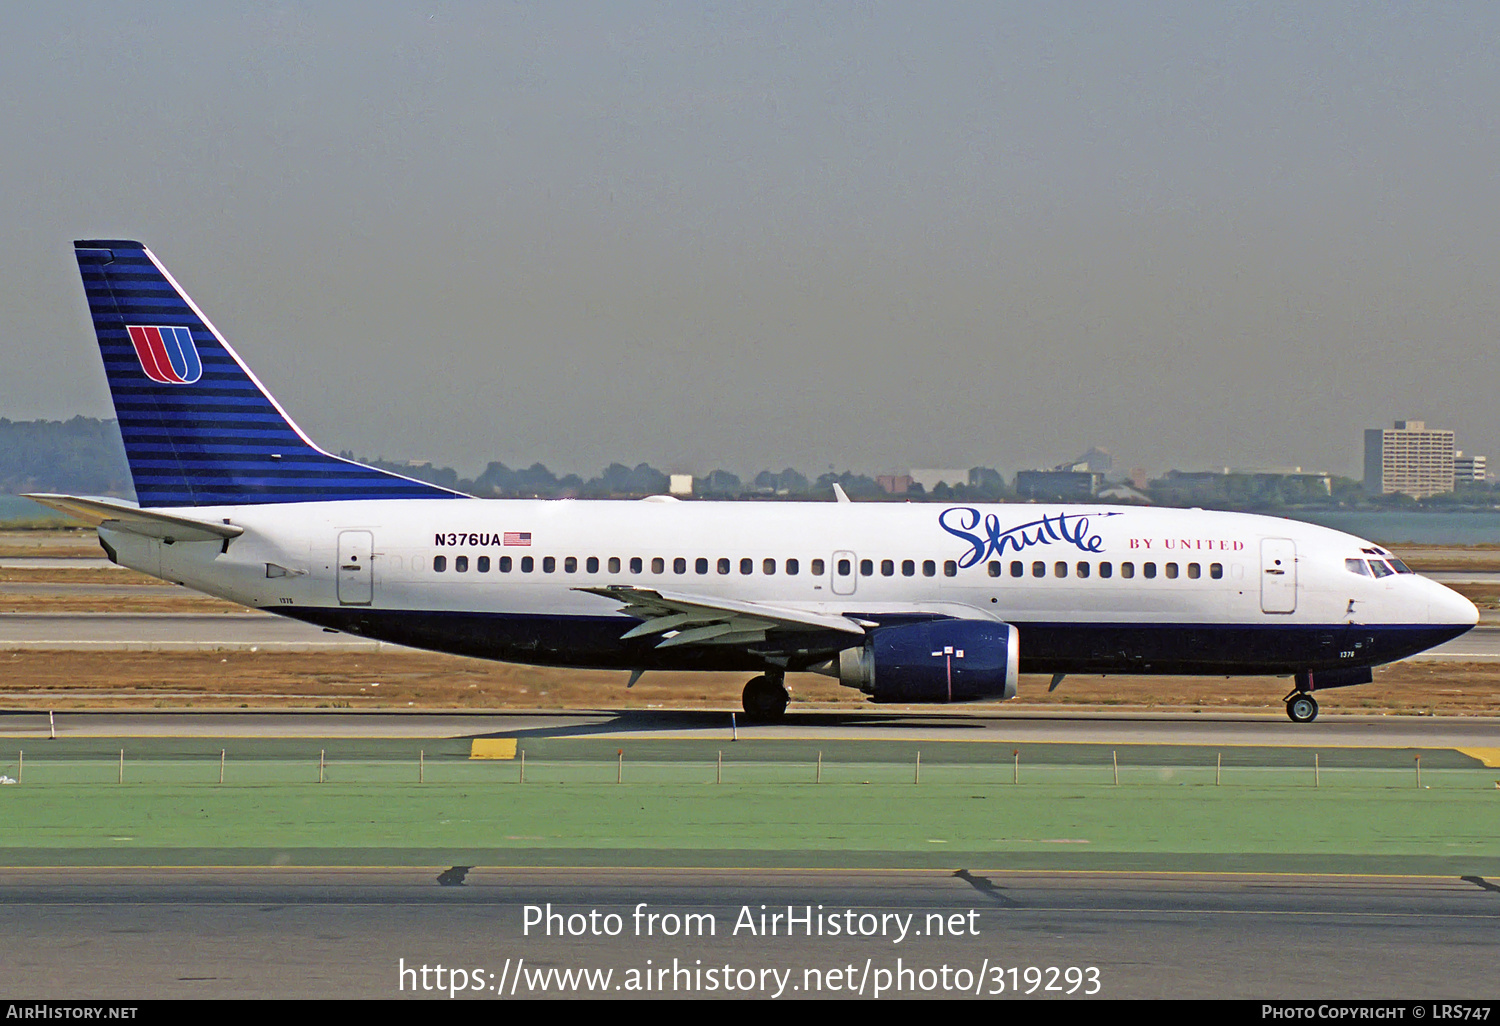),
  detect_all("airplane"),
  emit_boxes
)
[27,239,1478,724]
